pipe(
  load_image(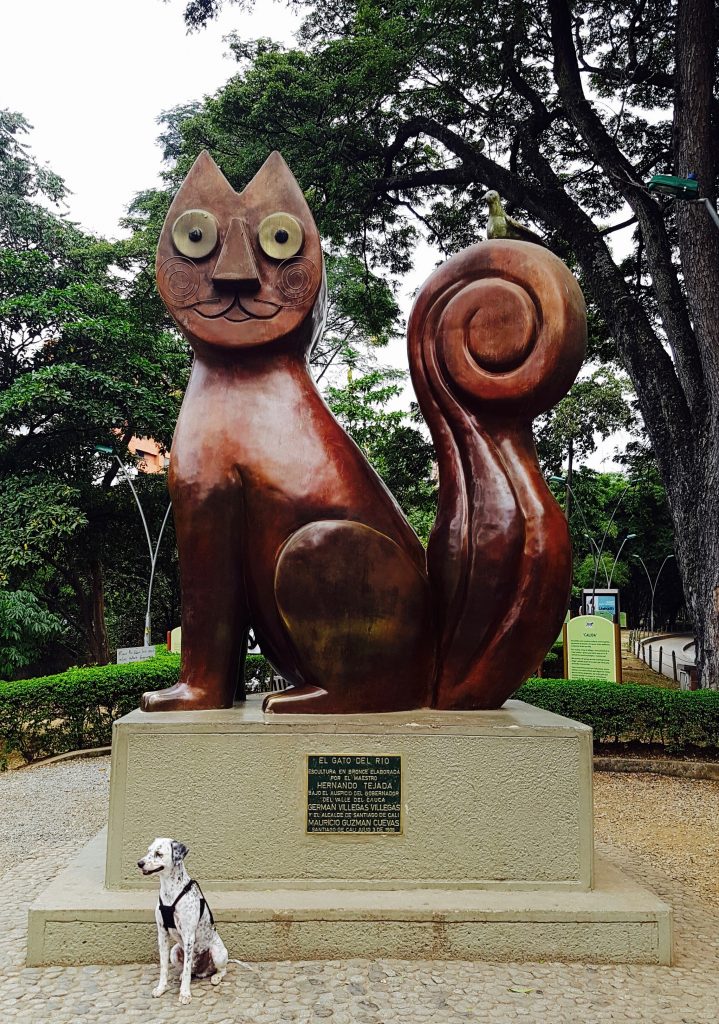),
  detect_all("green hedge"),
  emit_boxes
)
[0,648,271,767]
[516,677,719,753]
[540,639,564,678]
[3,656,719,767]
